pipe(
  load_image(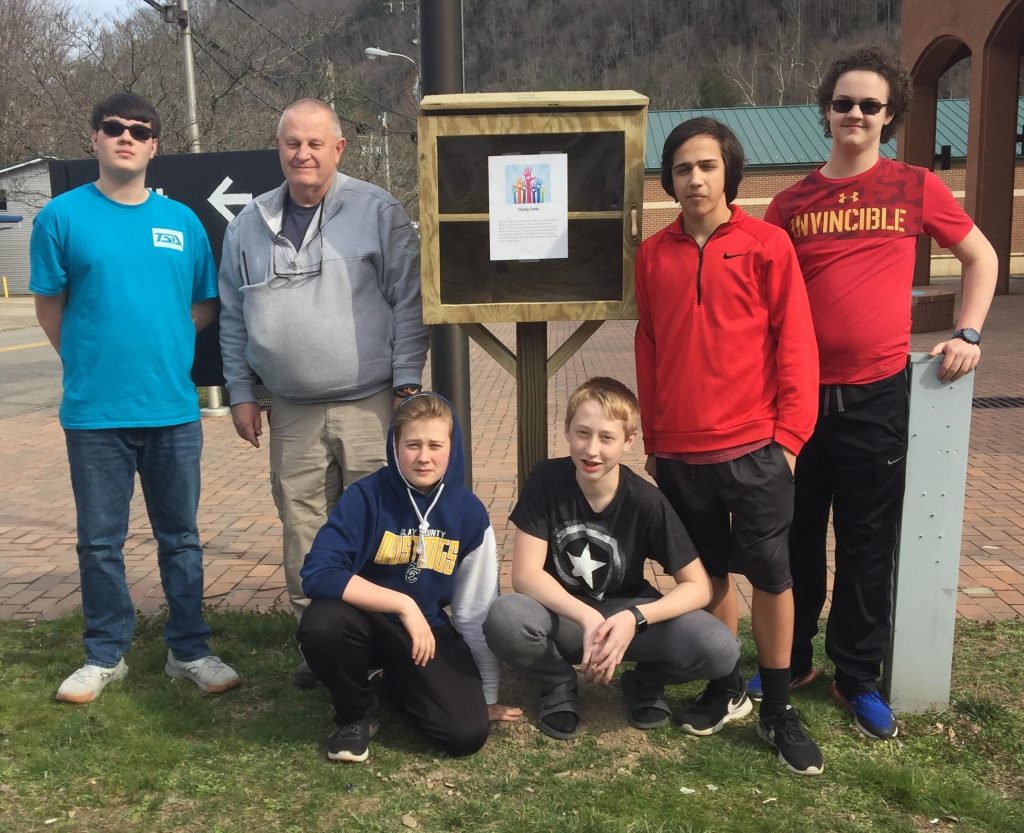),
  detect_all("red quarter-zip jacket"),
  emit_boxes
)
[634,205,819,456]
